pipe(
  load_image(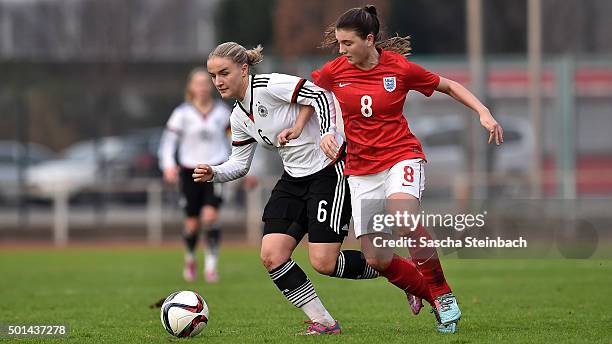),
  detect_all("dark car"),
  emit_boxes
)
[0,140,56,203]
